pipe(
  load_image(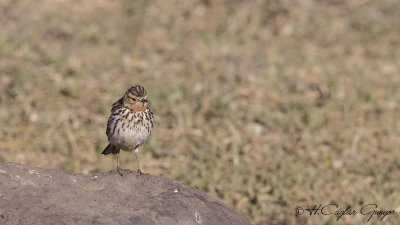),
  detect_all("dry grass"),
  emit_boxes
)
[1,0,400,224]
